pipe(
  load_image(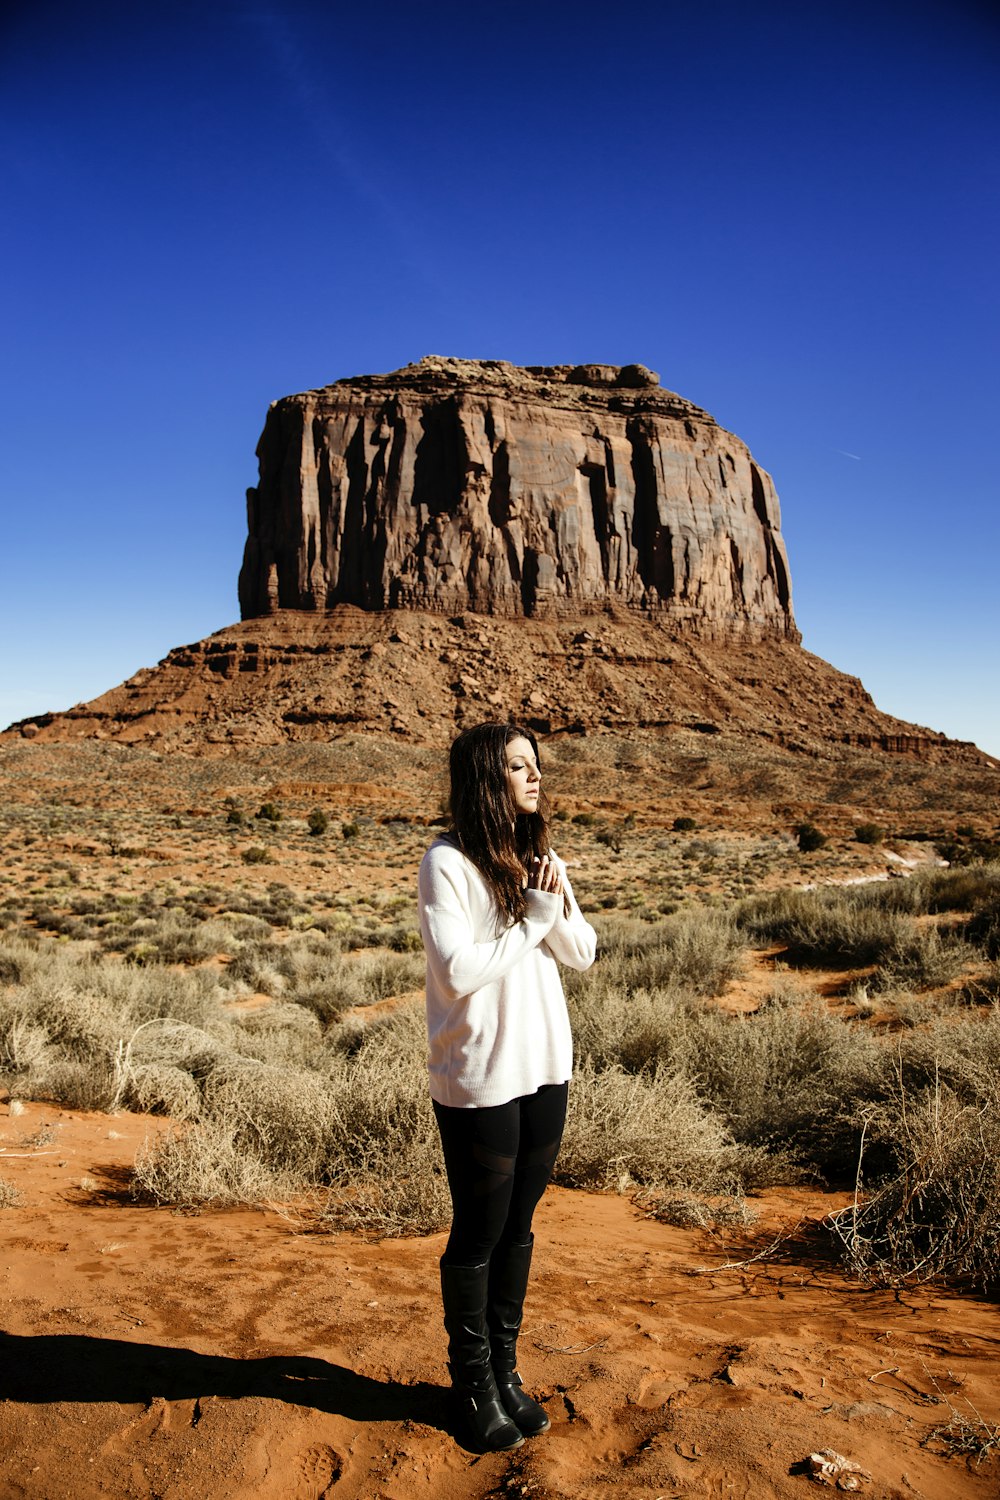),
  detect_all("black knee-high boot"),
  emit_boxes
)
[487,1236,551,1436]
[440,1260,525,1451]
